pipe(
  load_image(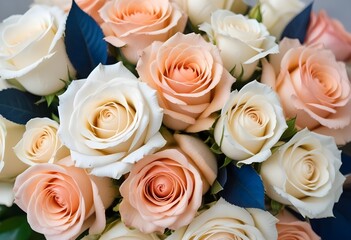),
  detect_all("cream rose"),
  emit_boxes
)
[261,38,351,145]
[58,62,166,179]
[99,0,187,64]
[276,209,320,240]
[13,117,69,165]
[260,0,305,38]
[119,134,217,233]
[99,220,160,240]
[174,0,249,26]
[137,32,235,132]
[167,198,278,240]
[305,10,351,62]
[0,5,75,96]
[13,156,116,240]
[0,116,28,206]
[199,9,279,80]
[214,80,287,164]
[34,0,107,24]
[260,128,345,218]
